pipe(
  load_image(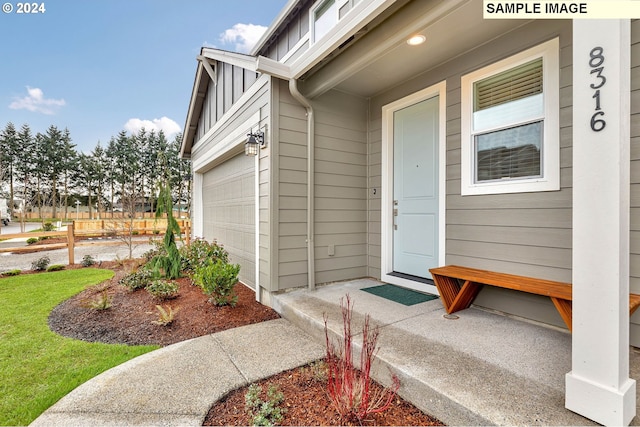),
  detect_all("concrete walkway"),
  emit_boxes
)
[31,319,325,426]
[30,278,640,426]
